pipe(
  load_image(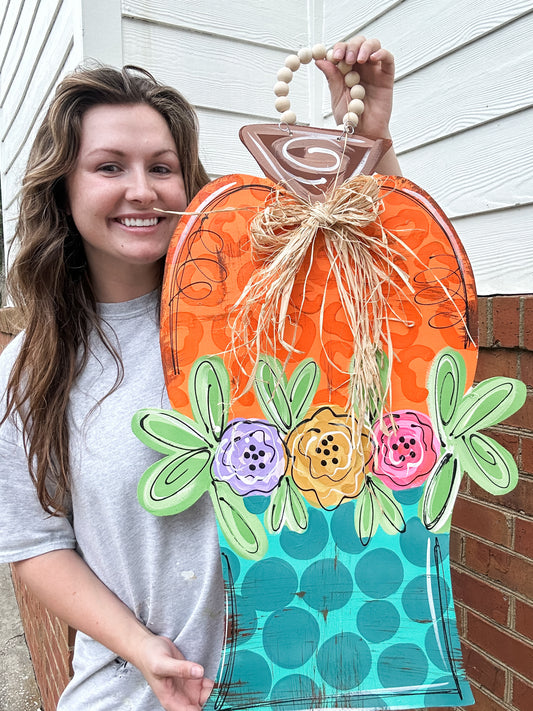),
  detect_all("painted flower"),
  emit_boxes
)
[213,418,287,496]
[286,406,371,510]
[372,410,440,490]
